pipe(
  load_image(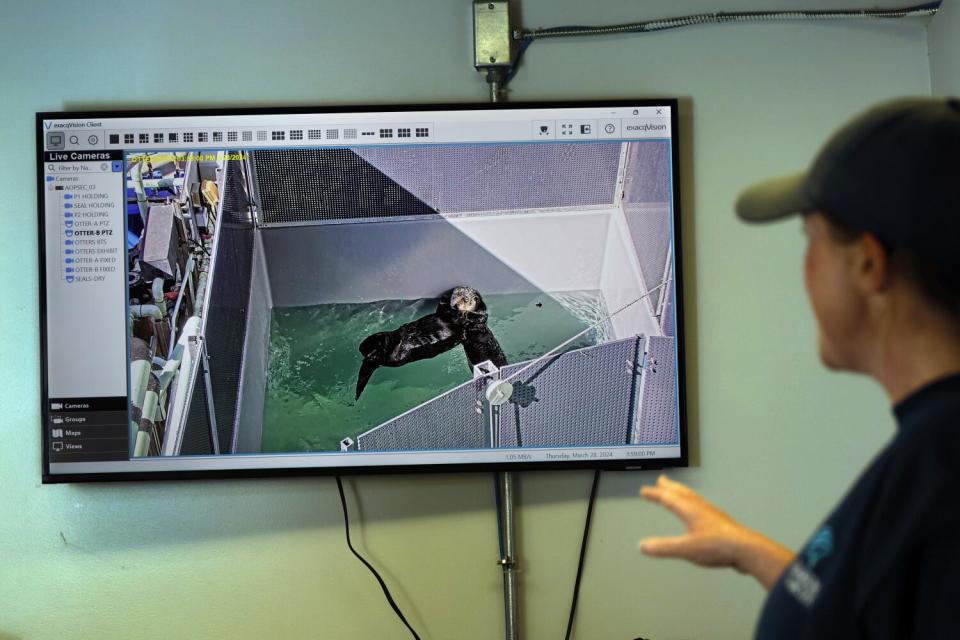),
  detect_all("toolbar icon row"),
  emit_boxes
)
[531,120,621,139]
